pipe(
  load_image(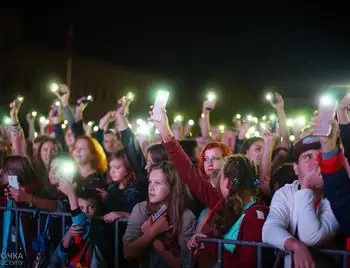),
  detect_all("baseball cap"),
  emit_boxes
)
[293,135,321,162]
